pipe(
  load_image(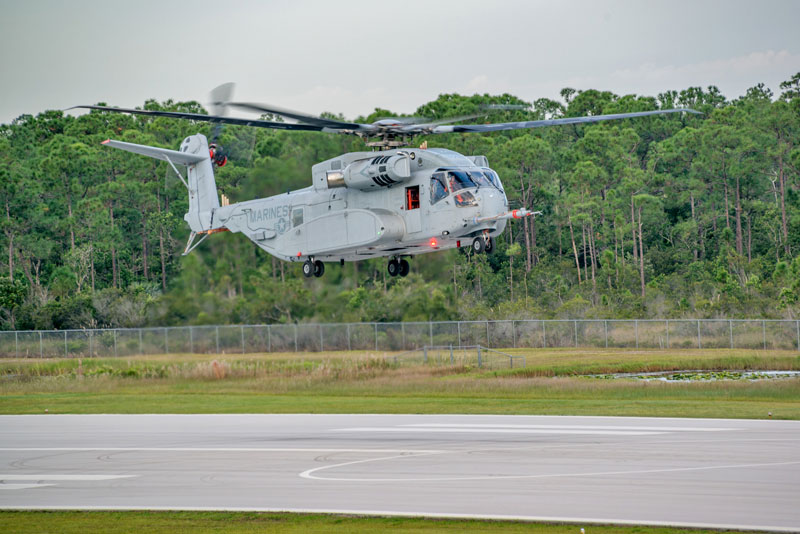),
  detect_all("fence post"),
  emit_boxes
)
[635,320,639,349]
[666,320,670,348]
[729,320,734,349]
[604,320,608,348]
[267,324,271,352]
[697,320,701,349]
[114,329,118,357]
[15,331,18,358]
[512,321,516,348]
[294,324,298,352]
[457,321,461,348]
[450,344,454,365]
[347,324,352,351]
[164,328,168,354]
[574,320,578,347]
[477,346,482,368]
[216,326,220,354]
[138,329,143,355]
[401,323,406,350]
[319,325,324,352]
[190,327,194,354]
[89,331,93,358]
[542,321,546,348]
[374,323,378,351]
[429,322,433,347]
[486,321,490,348]
[64,330,68,358]
[762,320,767,350]
[241,325,245,354]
